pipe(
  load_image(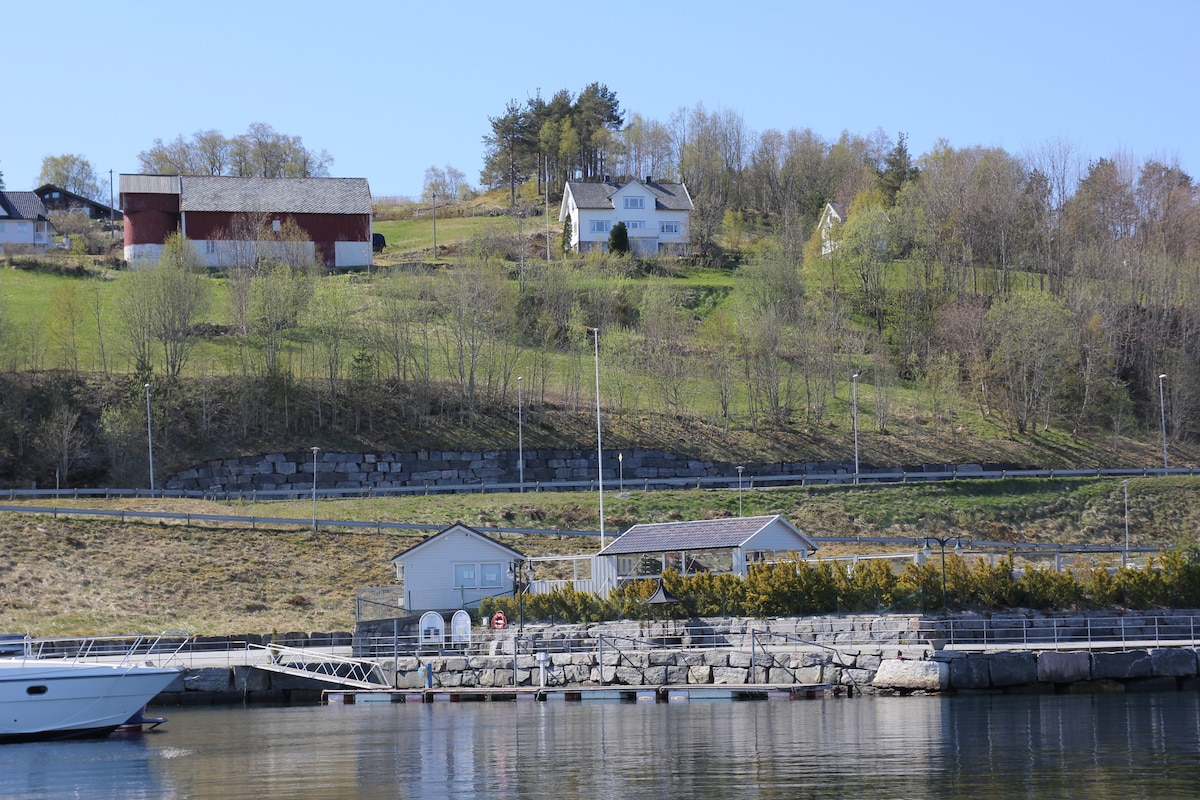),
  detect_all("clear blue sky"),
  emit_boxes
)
[3,0,1197,200]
